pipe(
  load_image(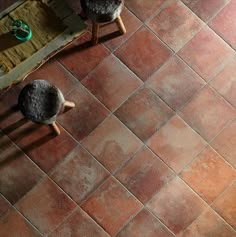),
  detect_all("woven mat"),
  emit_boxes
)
[0,0,66,72]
